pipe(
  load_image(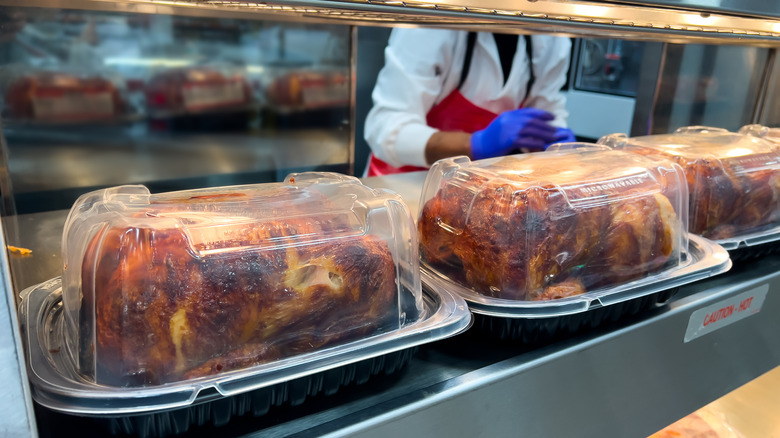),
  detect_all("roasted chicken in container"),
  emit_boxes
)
[62,174,422,386]
[418,146,689,301]
[601,127,780,241]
